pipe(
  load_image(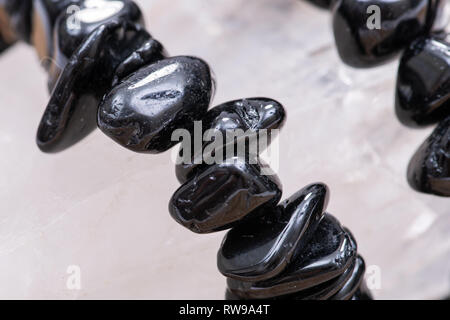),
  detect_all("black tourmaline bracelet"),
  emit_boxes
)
[0,0,372,300]
[305,0,450,197]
